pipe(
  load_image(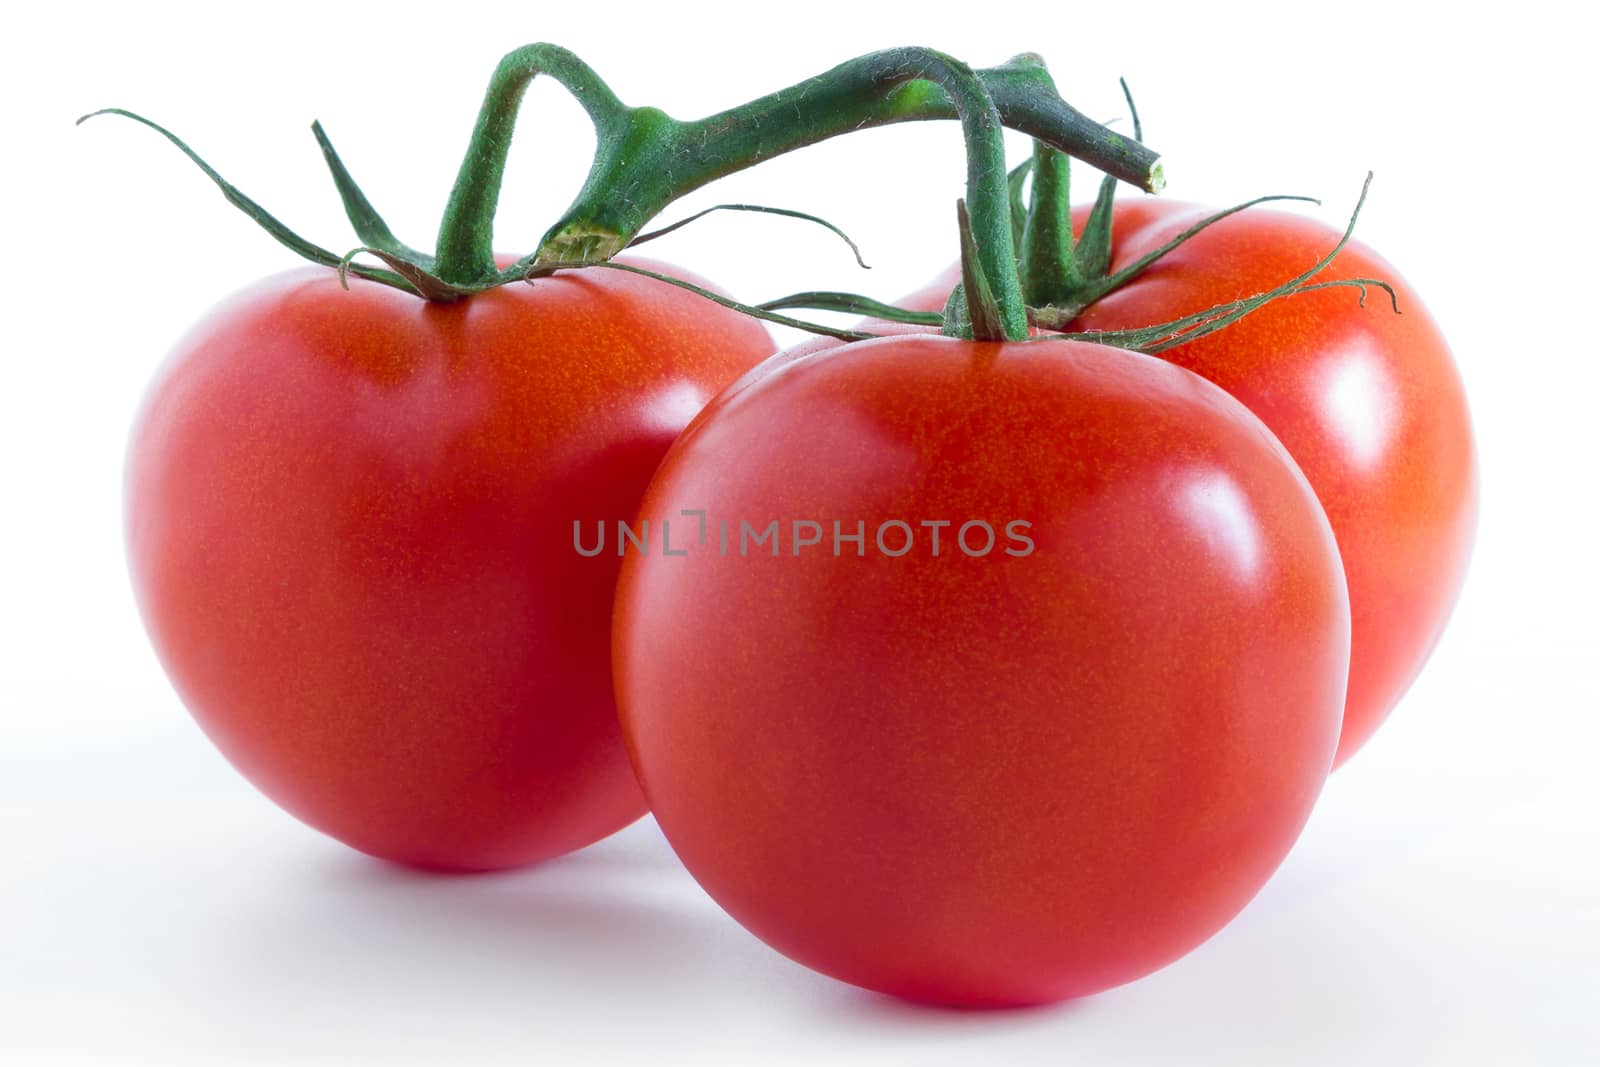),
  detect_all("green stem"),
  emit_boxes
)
[89,44,1163,310]
[1019,139,1080,305]
[568,261,879,341]
[1011,77,1331,329]
[1032,173,1394,352]
[758,291,942,325]
[434,44,626,285]
[905,52,1027,340]
[434,45,1162,284]
[627,203,870,267]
